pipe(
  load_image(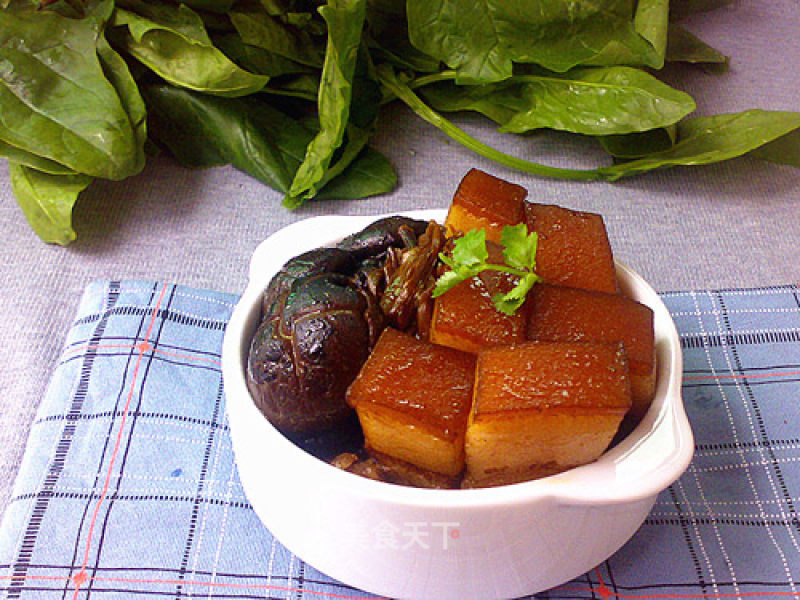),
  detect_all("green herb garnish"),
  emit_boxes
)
[433,224,542,316]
